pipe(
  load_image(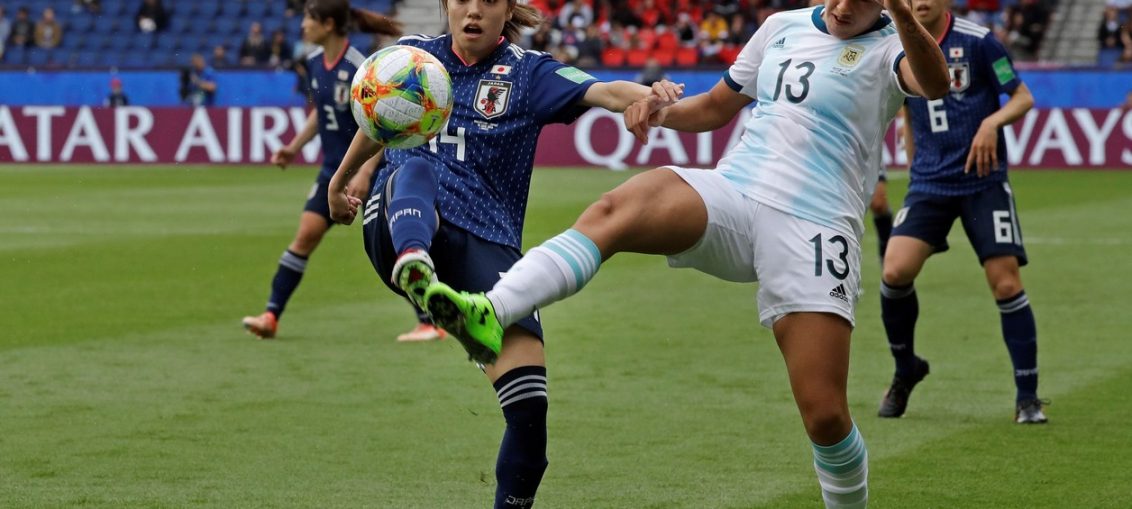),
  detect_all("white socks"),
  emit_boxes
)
[812,423,869,509]
[488,229,602,327]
